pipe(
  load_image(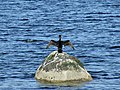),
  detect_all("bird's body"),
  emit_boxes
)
[46,35,74,53]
